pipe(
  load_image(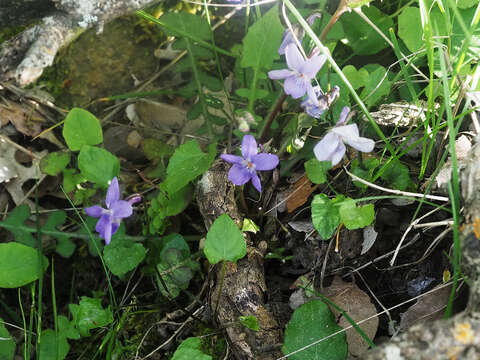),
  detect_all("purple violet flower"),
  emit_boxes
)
[220,135,279,193]
[301,85,340,118]
[85,177,141,245]
[314,106,375,166]
[268,43,326,103]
